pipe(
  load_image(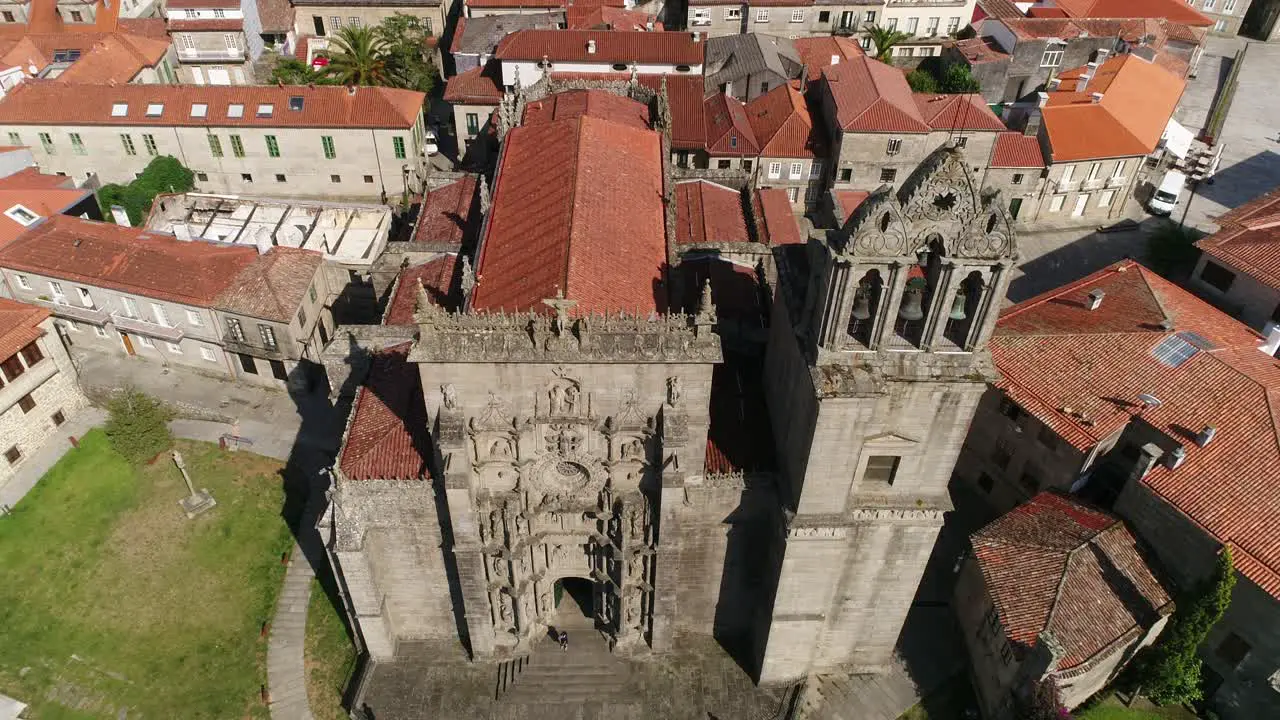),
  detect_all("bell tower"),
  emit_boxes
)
[759,146,1018,683]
